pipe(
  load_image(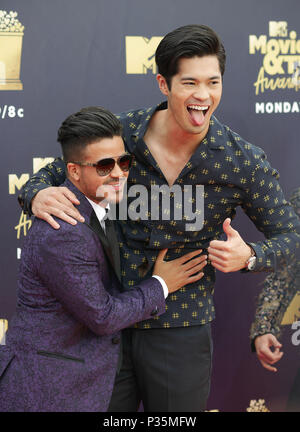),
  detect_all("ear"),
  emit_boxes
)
[67,163,80,181]
[156,74,170,96]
